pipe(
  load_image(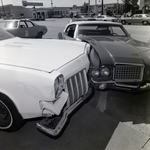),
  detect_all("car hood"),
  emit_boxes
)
[0,37,86,72]
[80,36,150,65]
